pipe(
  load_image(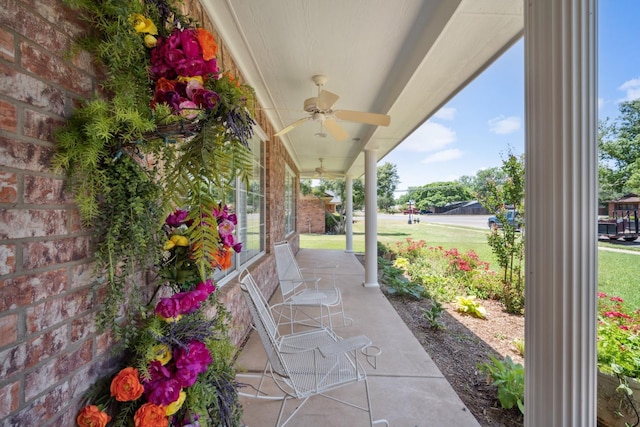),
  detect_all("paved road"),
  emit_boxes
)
[371,213,491,229]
